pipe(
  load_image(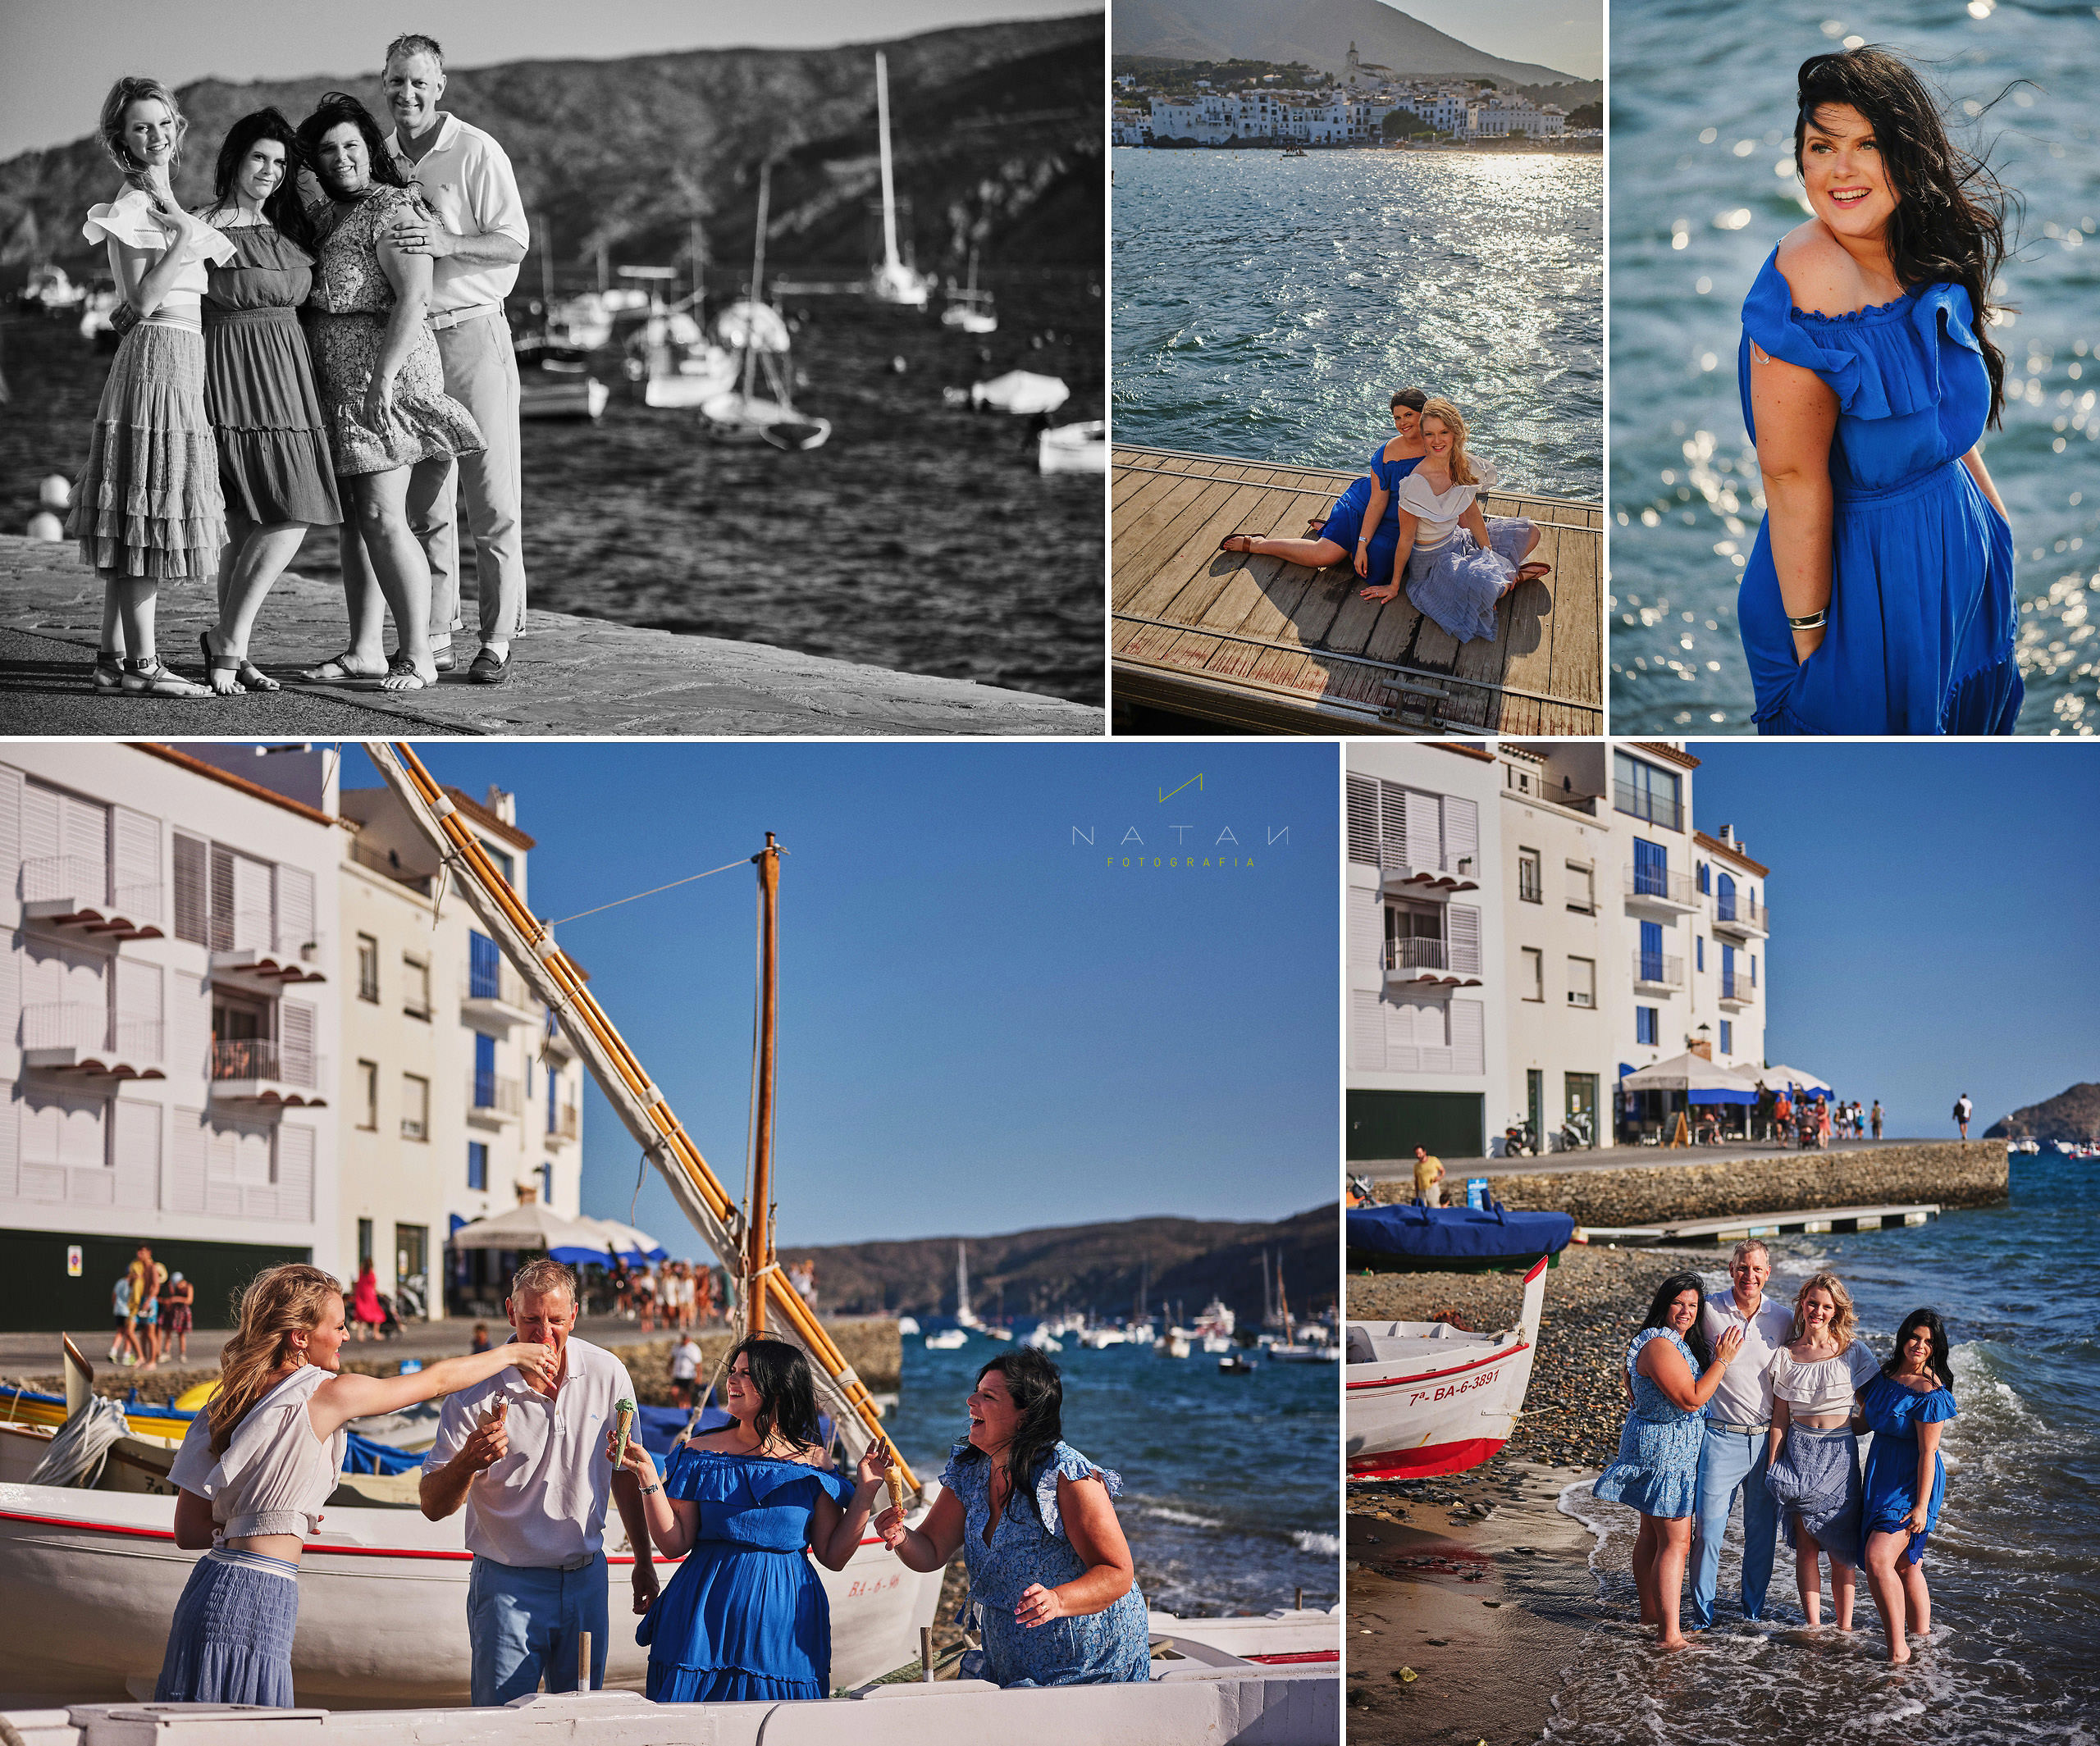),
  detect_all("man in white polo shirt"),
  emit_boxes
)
[421,1258,658,1703]
[1687,1238,1793,1631]
[374,32,531,685]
